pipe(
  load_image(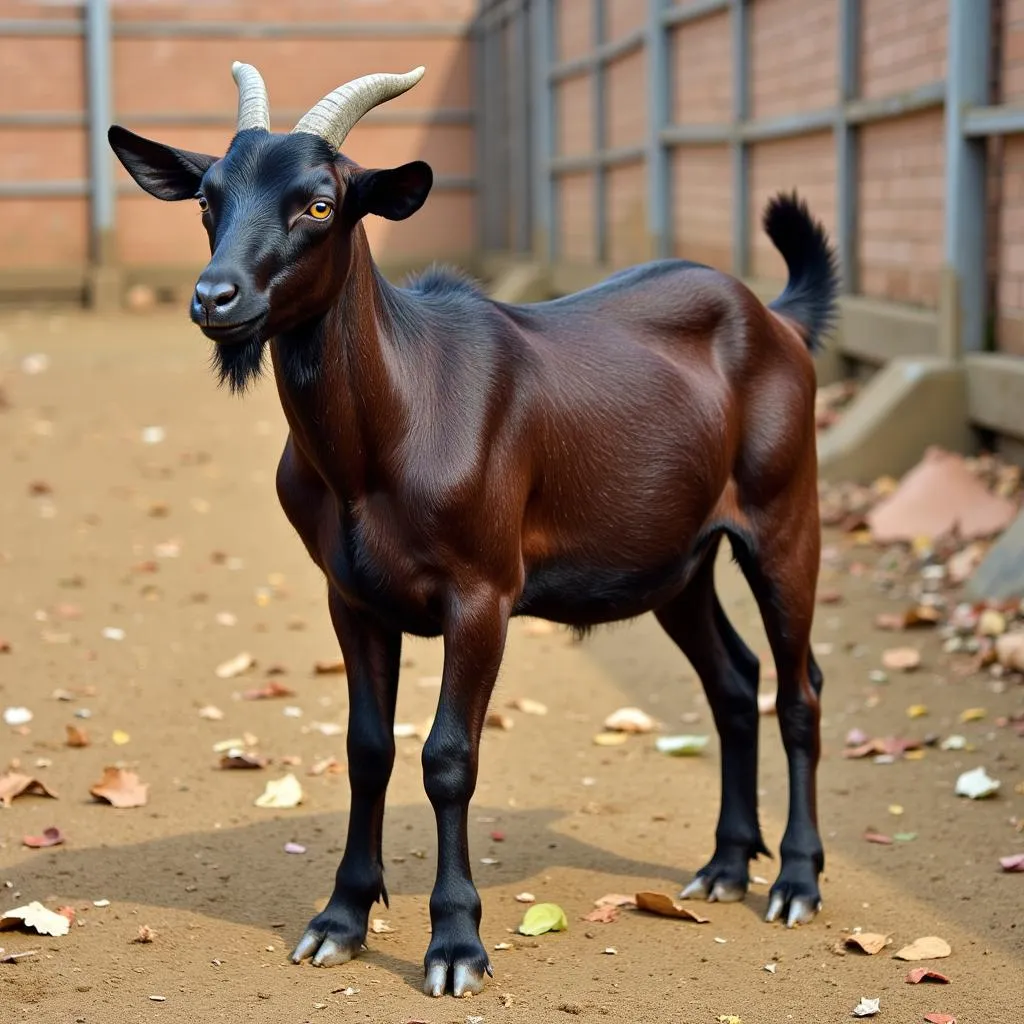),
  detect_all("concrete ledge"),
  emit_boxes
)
[817,357,971,483]
[965,352,1024,443]
[487,261,550,303]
